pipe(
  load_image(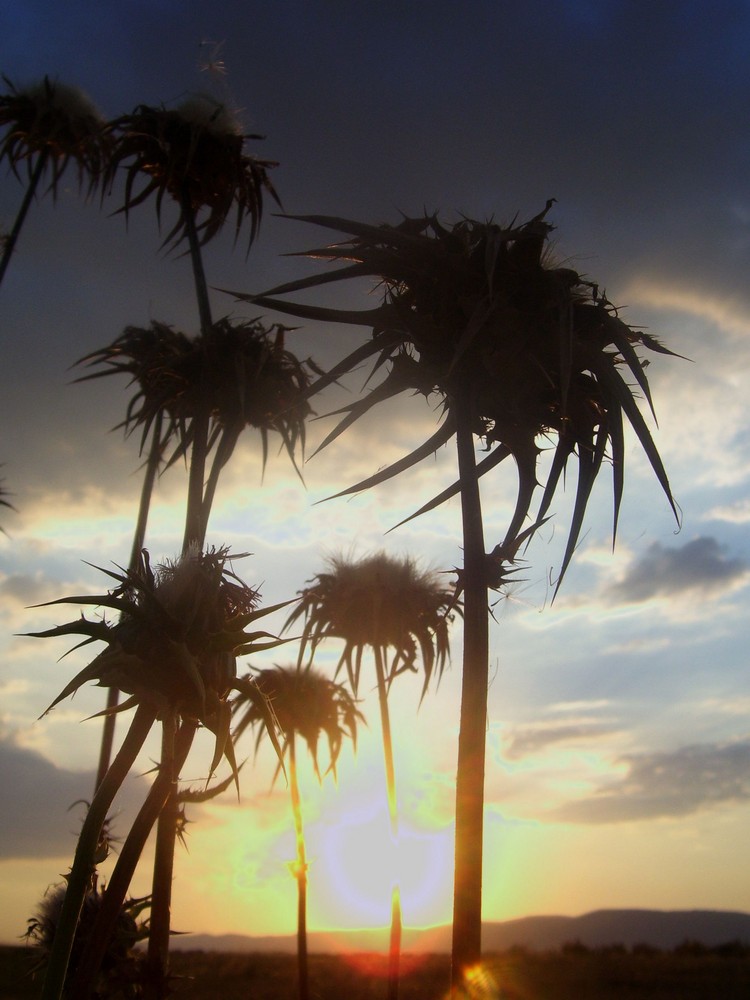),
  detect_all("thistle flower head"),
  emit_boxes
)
[287,552,457,696]
[239,205,679,588]
[76,317,314,472]
[29,547,287,779]
[106,95,280,250]
[0,74,110,194]
[234,663,364,781]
